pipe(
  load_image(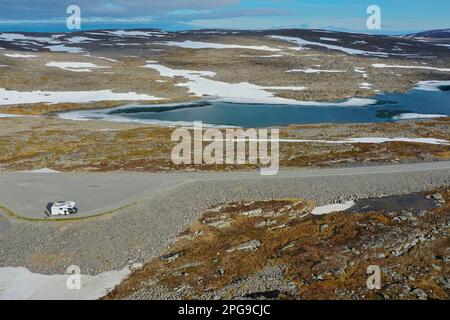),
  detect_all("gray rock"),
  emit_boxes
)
[240,208,263,217]
[281,242,296,252]
[227,240,261,253]
[161,250,184,263]
[439,277,450,290]
[412,288,428,300]
[217,267,225,276]
[208,219,232,229]
[255,220,277,228]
